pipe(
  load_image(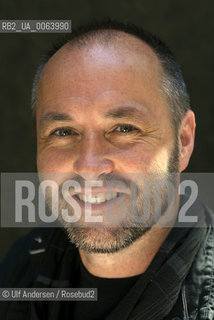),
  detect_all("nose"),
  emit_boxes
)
[72,132,115,180]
